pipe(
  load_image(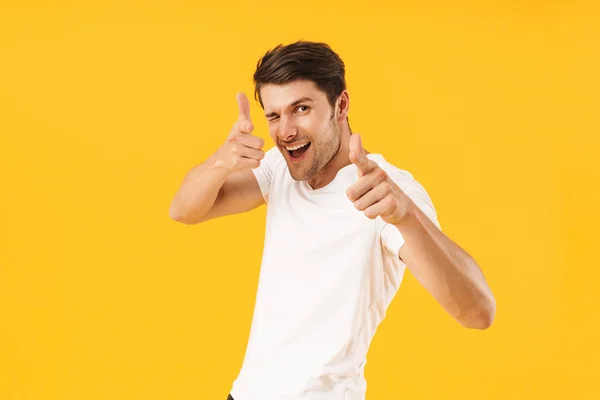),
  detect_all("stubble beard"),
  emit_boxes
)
[288,116,341,182]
